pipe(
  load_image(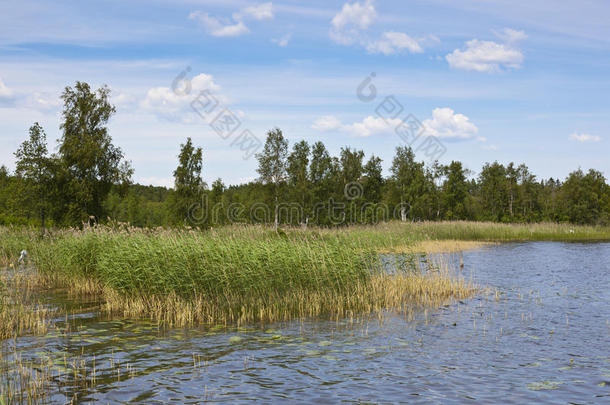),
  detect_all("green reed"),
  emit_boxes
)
[1,220,608,326]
